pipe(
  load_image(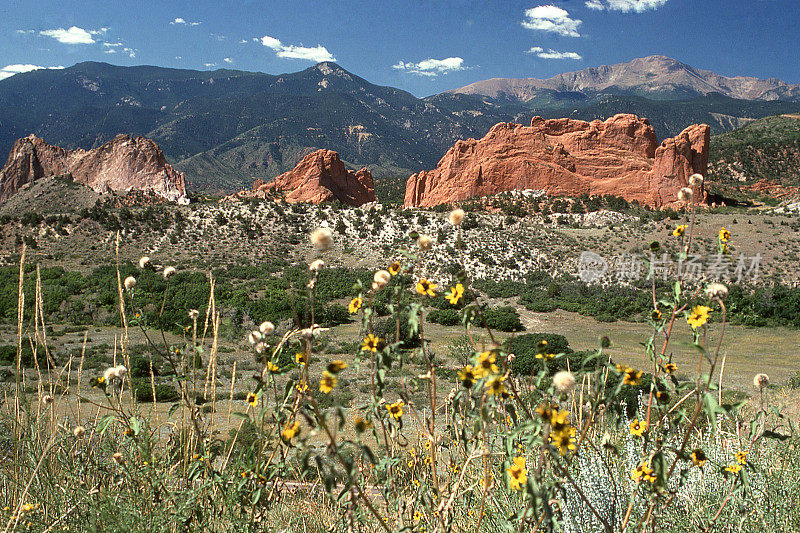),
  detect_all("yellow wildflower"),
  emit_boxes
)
[326,360,347,374]
[719,227,731,243]
[629,419,647,437]
[735,451,748,464]
[281,420,300,442]
[388,261,401,276]
[458,365,478,388]
[361,334,382,352]
[687,305,710,329]
[386,400,404,419]
[725,463,742,474]
[476,350,499,376]
[416,278,437,297]
[691,449,707,467]
[246,392,258,407]
[446,283,465,305]
[485,375,507,396]
[507,457,528,491]
[319,372,337,394]
[295,351,309,365]
[549,425,577,456]
[623,367,643,386]
[631,463,657,483]
[348,296,363,314]
[673,224,688,237]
